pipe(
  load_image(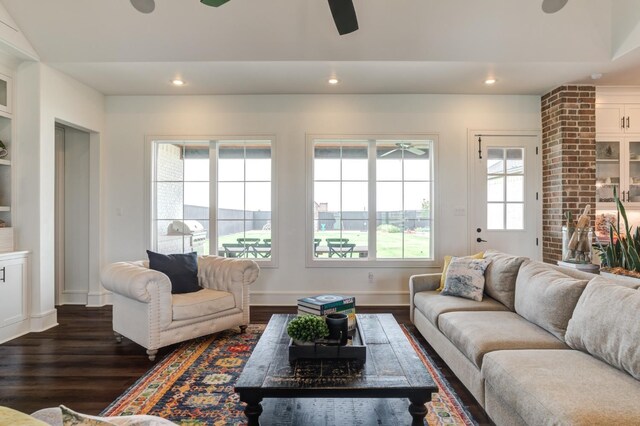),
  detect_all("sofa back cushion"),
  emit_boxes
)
[565,276,640,380]
[514,260,588,341]
[483,250,526,310]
